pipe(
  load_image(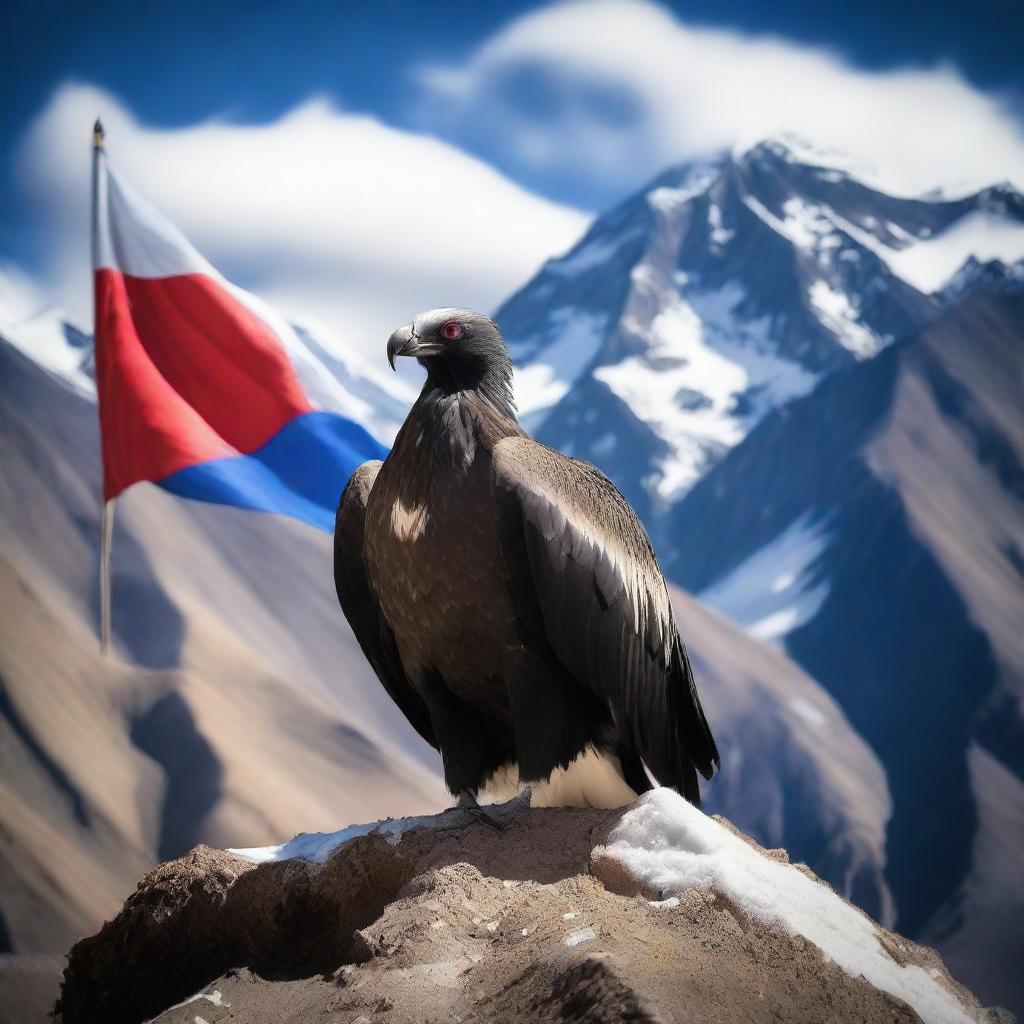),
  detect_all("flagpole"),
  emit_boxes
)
[93,117,115,654]
[100,499,115,653]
